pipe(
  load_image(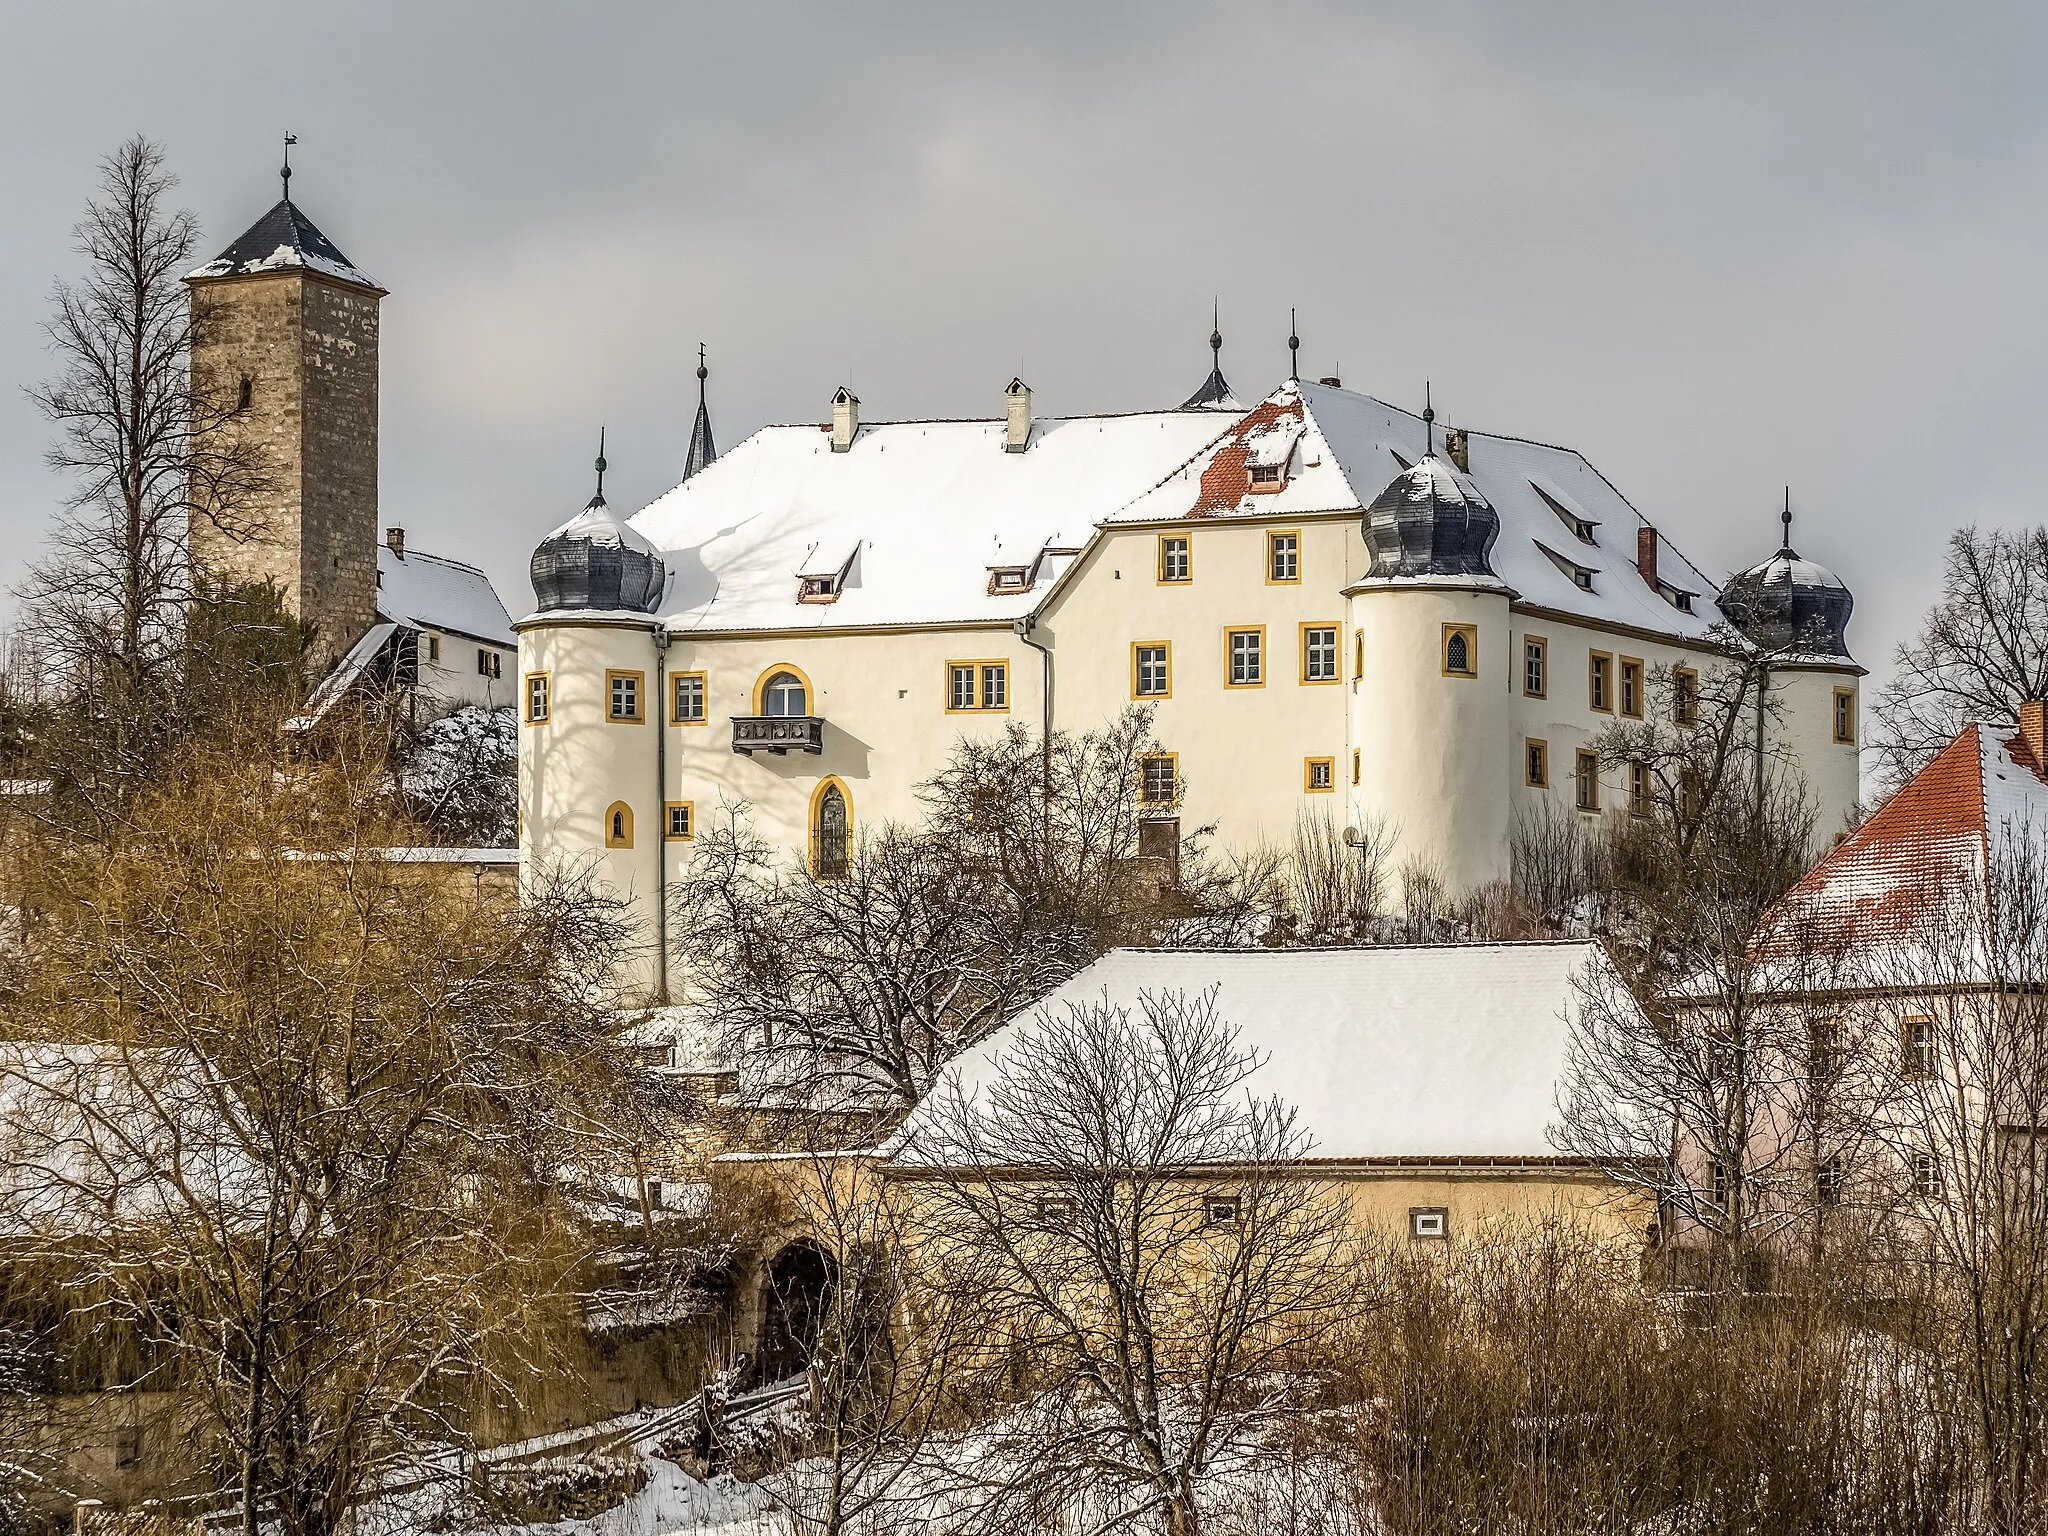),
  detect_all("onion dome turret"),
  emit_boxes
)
[1361,455,1504,582]
[529,437,667,614]
[1718,500,1853,660]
